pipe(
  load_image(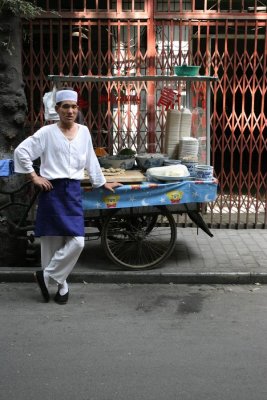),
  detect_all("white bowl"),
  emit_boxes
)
[98,155,135,170]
